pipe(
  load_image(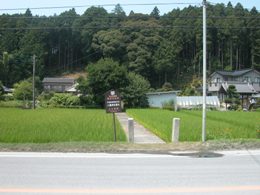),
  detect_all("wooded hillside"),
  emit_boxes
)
[0,2,259,89]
